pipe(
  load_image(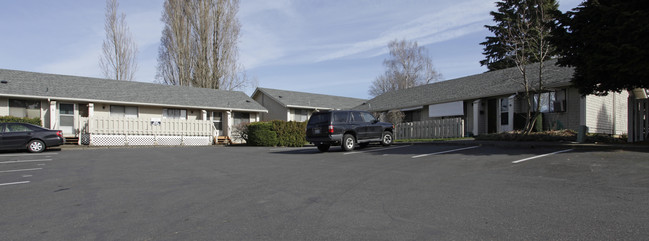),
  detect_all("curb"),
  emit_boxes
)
[394,140,648,151]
